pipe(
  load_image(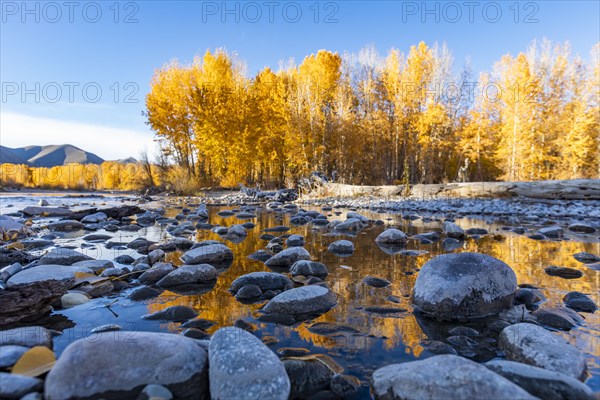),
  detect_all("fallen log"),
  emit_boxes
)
[0,280,68,327]
[305,179,600,200]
